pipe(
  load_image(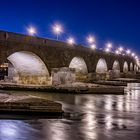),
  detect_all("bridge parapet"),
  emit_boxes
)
[0,30,136,61]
